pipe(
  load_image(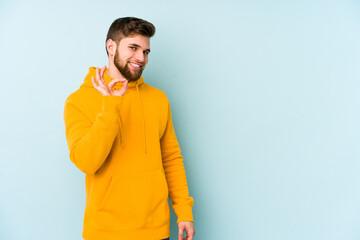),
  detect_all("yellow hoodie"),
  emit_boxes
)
[63,67,194,240]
